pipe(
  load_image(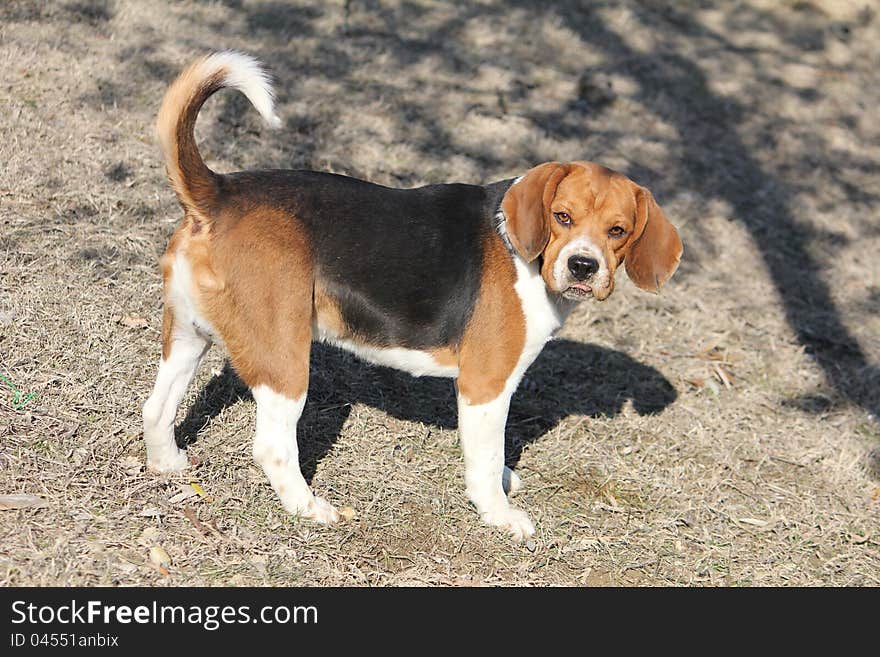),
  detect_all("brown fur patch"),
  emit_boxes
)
[168,206,315,400]
[160,304,175,361]
[430,346,460,369]
[313,284,350,339]
[456,233,525,404]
